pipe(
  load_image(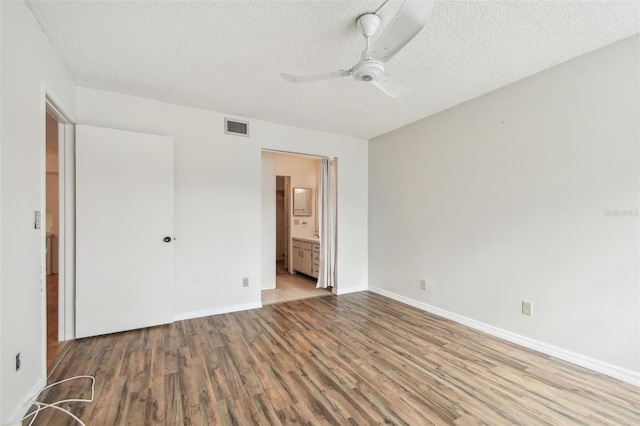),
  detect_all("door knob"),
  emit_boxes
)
[163,236,172,243]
